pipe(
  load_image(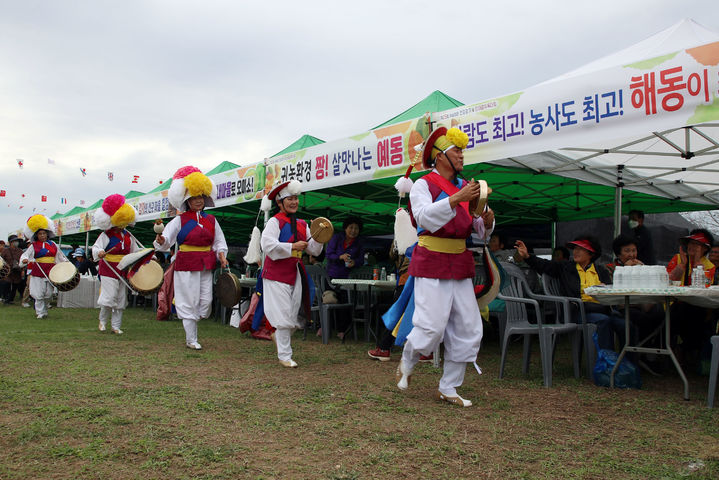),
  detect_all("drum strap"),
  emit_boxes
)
[35,257,55,263]
[105,254,125,262]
